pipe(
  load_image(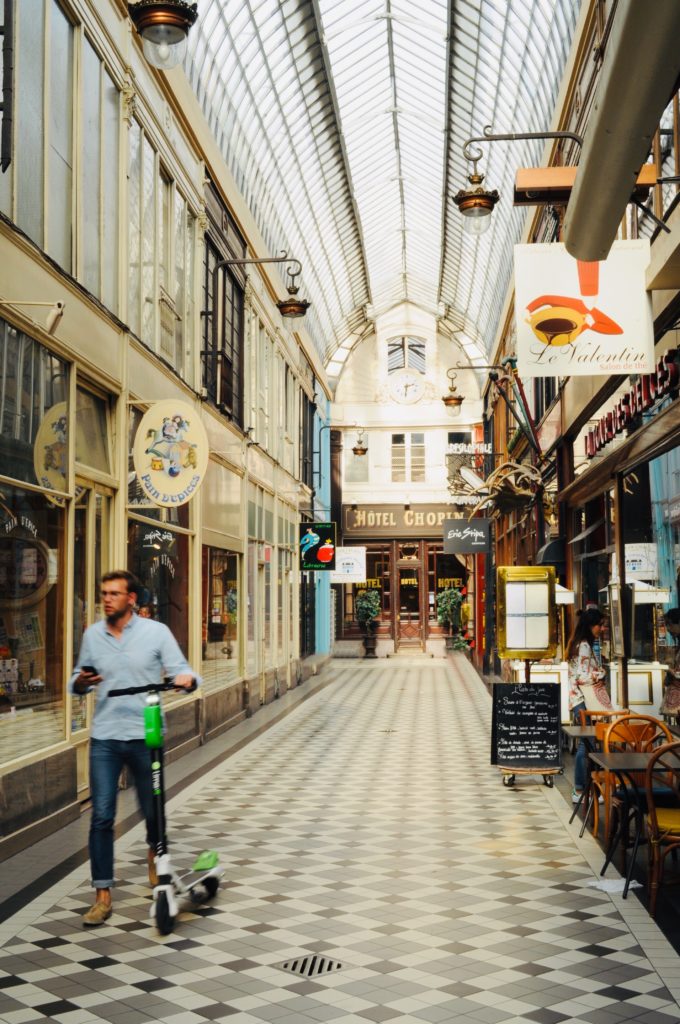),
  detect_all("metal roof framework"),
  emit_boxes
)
[187,0,580,371]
